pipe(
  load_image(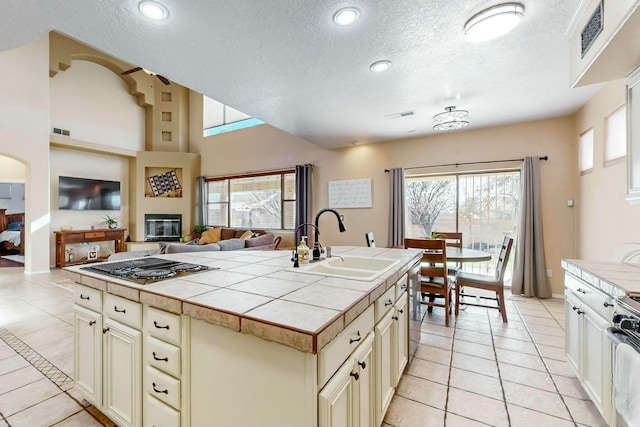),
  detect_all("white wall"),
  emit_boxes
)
[0,36,51,274]
[50,60,145,151]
